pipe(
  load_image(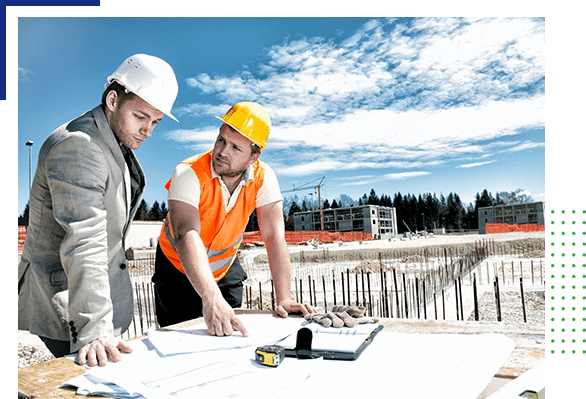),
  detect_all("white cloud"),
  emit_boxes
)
[502,141,545,153]
[169,17,544,180]
[458,160,496,168]
[340,179,373,187]
[336,175,374,181]
[382,171,431,180]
